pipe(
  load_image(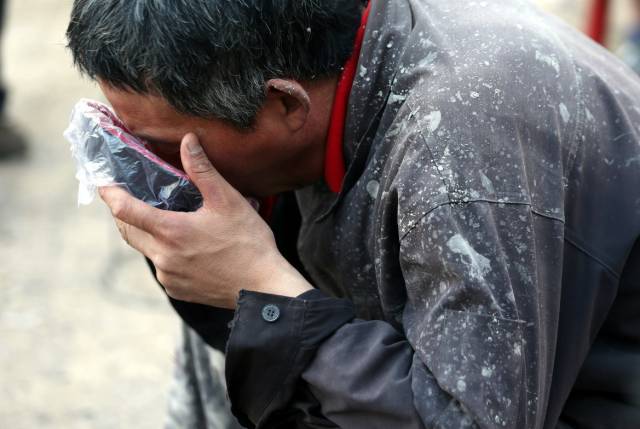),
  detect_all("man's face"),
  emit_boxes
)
[99,82,318,198]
